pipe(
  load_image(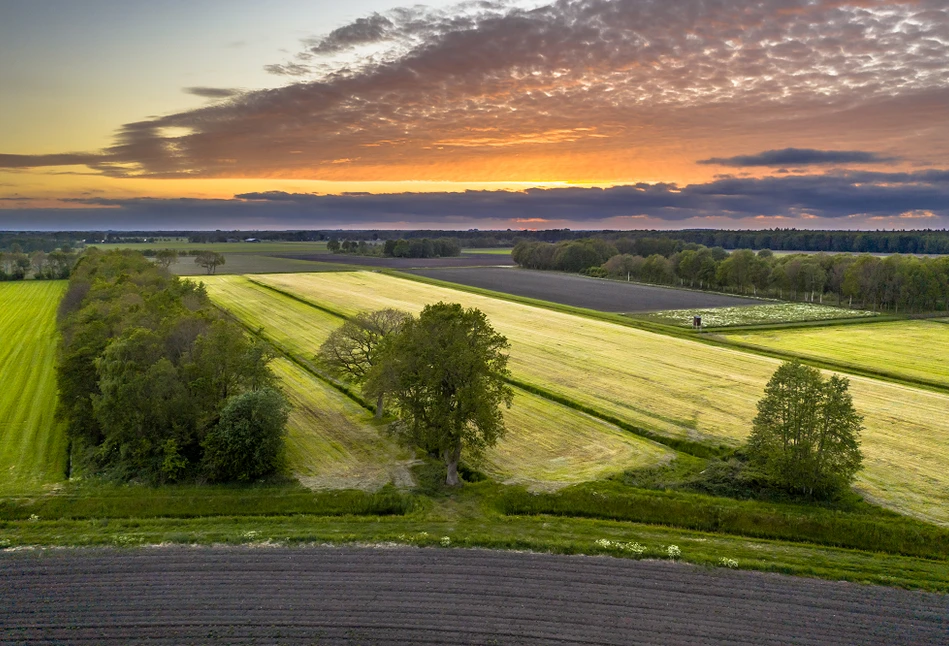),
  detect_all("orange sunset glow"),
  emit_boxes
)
[1,0,948,229]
